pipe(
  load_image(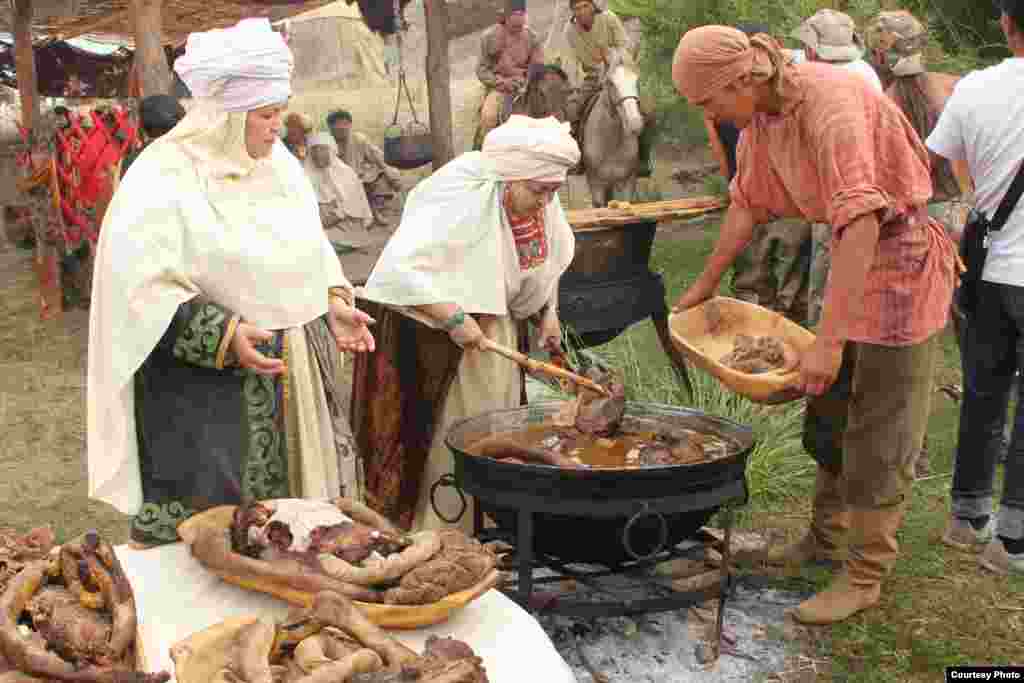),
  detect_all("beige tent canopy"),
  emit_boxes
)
[281,2,389,93]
